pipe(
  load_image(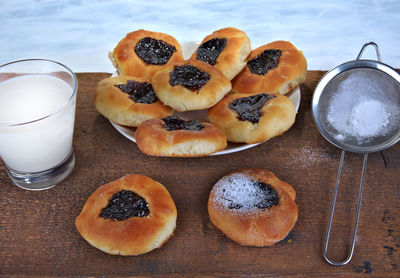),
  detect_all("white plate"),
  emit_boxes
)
[108,41,301,156]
